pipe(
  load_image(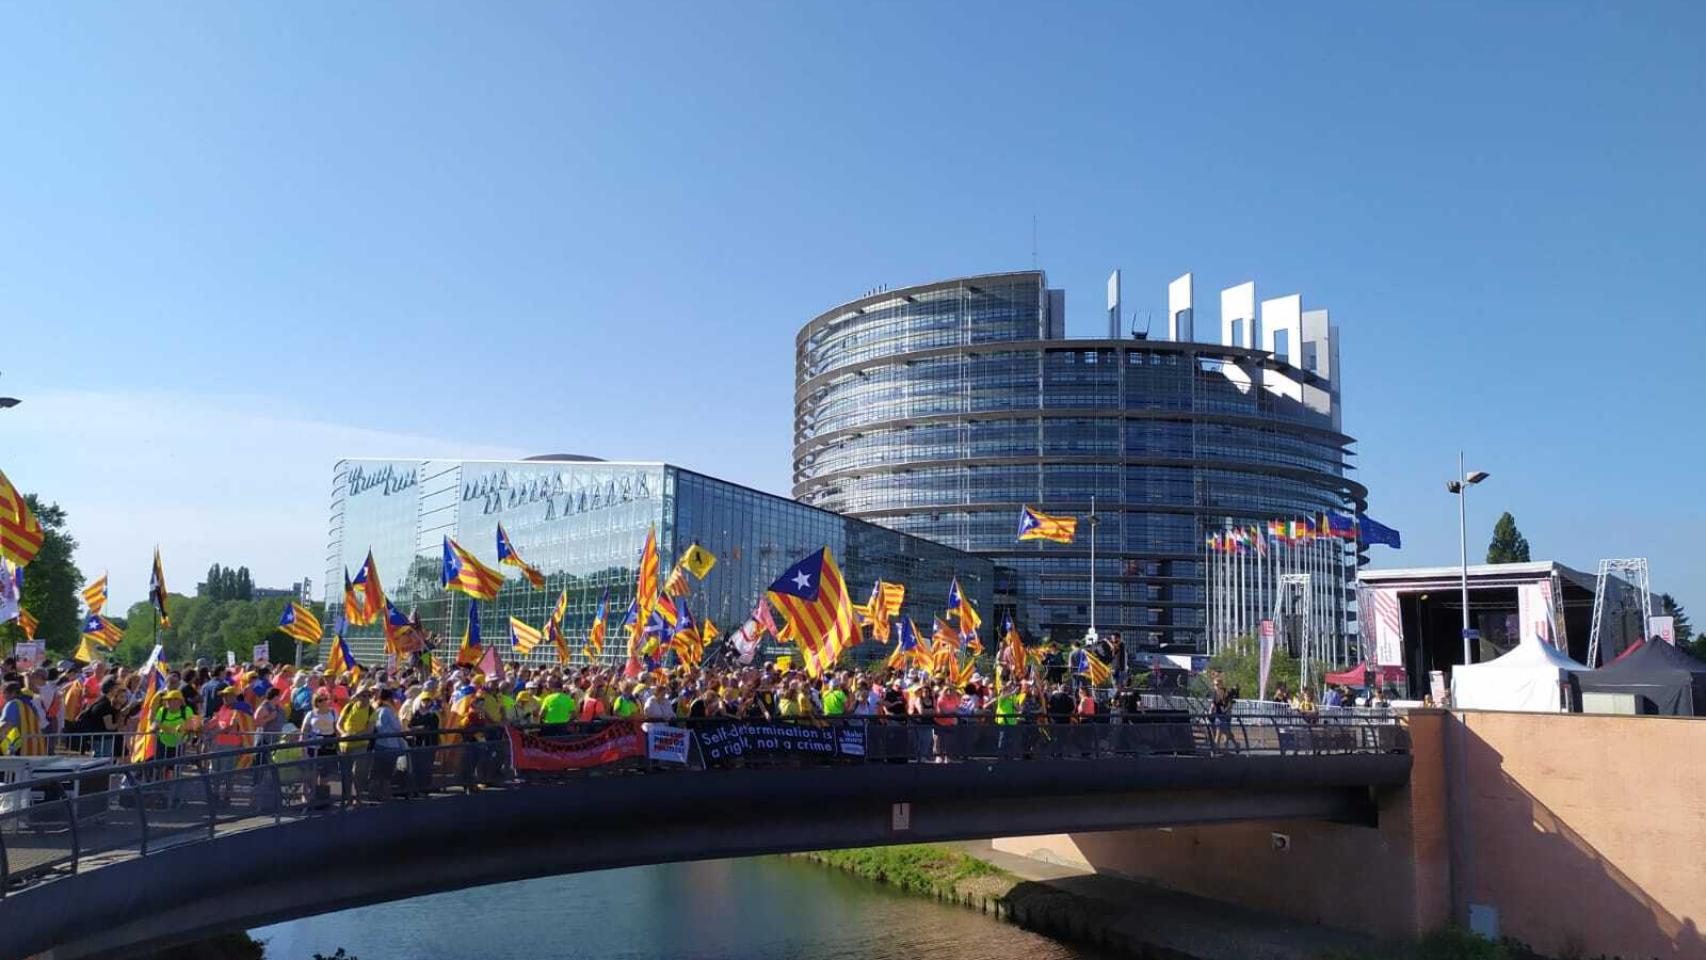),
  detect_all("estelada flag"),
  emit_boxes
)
[442,537,504,600]
[347,552,384,626]
[81,613,124,649]
[1017,505,1077,544]
[586,589,609,658]
[383,600,424,654]
[0,468,43,567]
[278,602,322,644]
[947,577,982,632]
[457,600,484,666]
[508,617,543,656]
[81,573,109,615]
[765,547,856,679]
[496,524,546,590]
